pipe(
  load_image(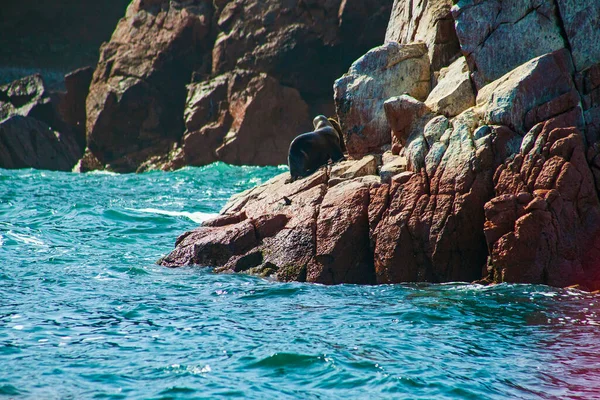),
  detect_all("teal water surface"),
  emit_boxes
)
[1,164,600,399]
